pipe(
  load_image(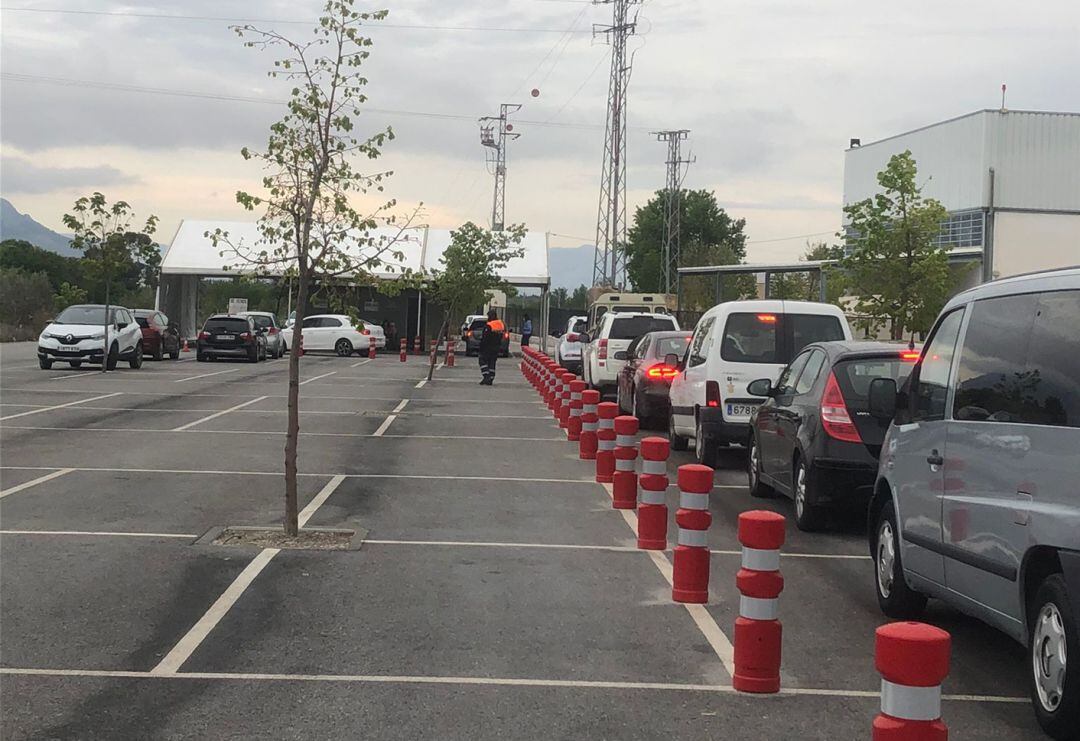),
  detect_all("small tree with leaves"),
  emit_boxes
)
[63,193,159,370]
[210,0,419,536]
[841,151,956,340]
[425,222,525,380]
